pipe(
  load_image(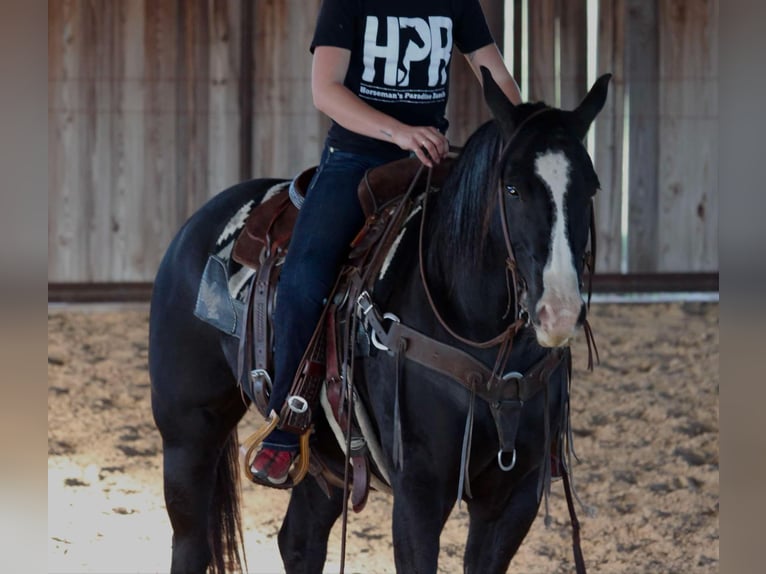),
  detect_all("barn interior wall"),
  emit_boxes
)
[48,0,718,284]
